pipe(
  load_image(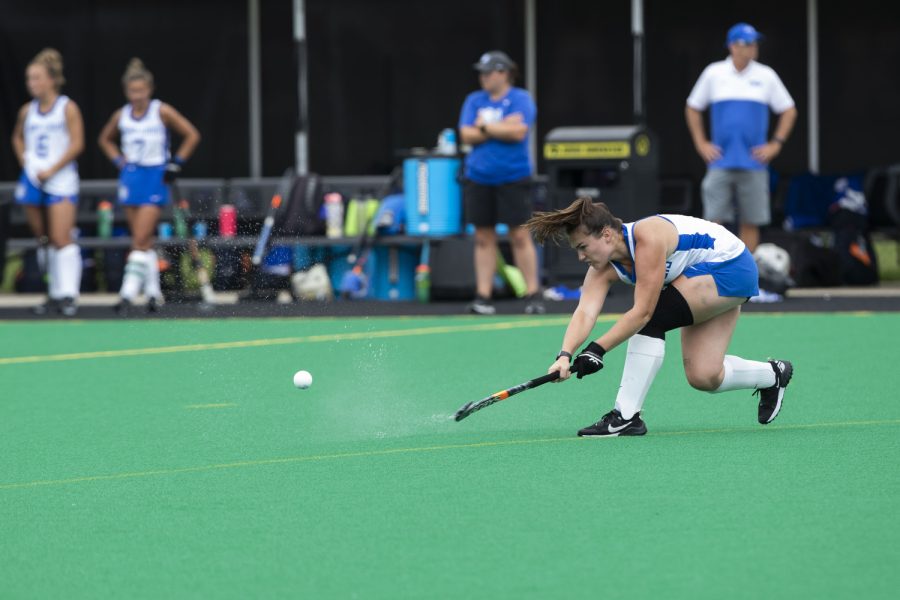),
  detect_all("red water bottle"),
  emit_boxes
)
[219,204,237,237]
